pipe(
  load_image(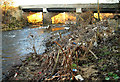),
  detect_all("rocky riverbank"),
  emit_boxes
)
[2,19,120,81]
